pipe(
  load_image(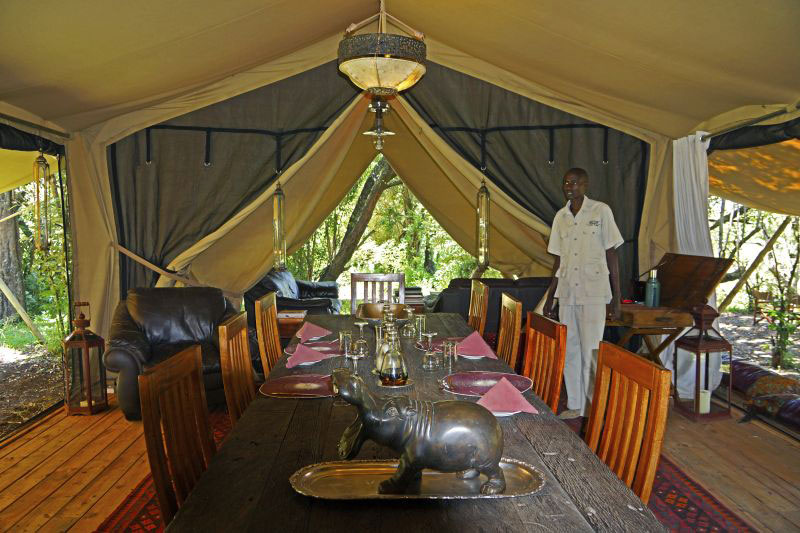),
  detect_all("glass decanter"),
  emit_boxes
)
[379,327,408,386]
[375,322,394,374]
